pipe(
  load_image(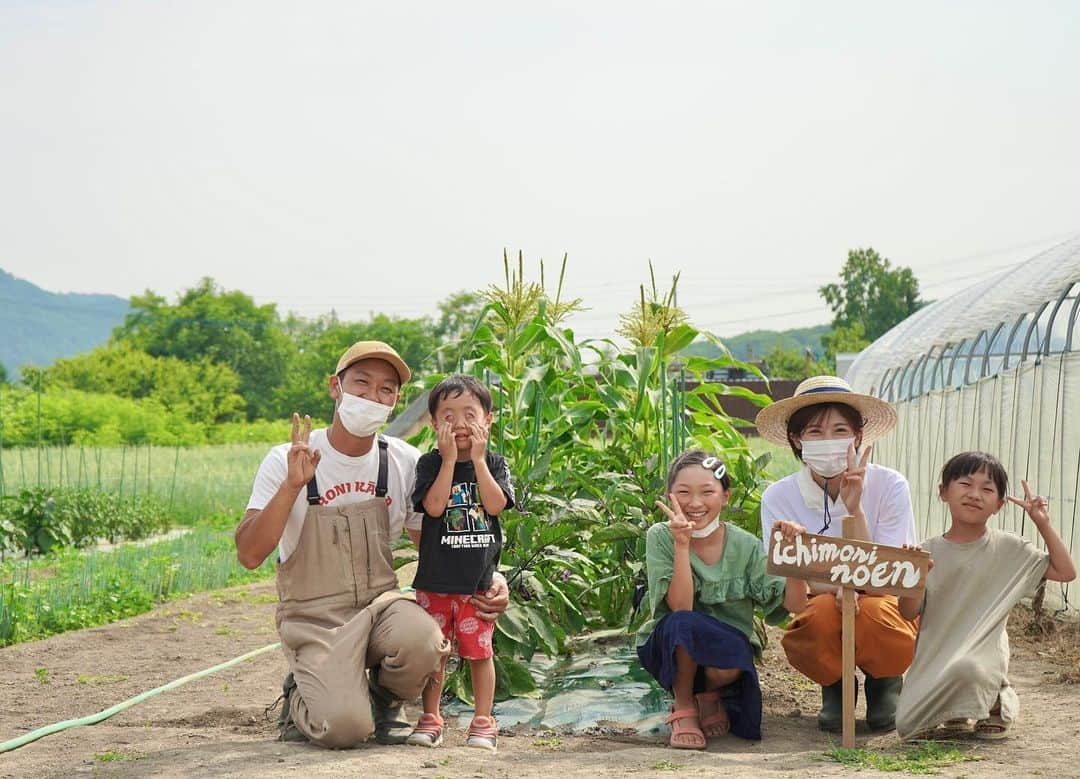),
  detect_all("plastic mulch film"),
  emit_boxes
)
[444,642,672,733]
